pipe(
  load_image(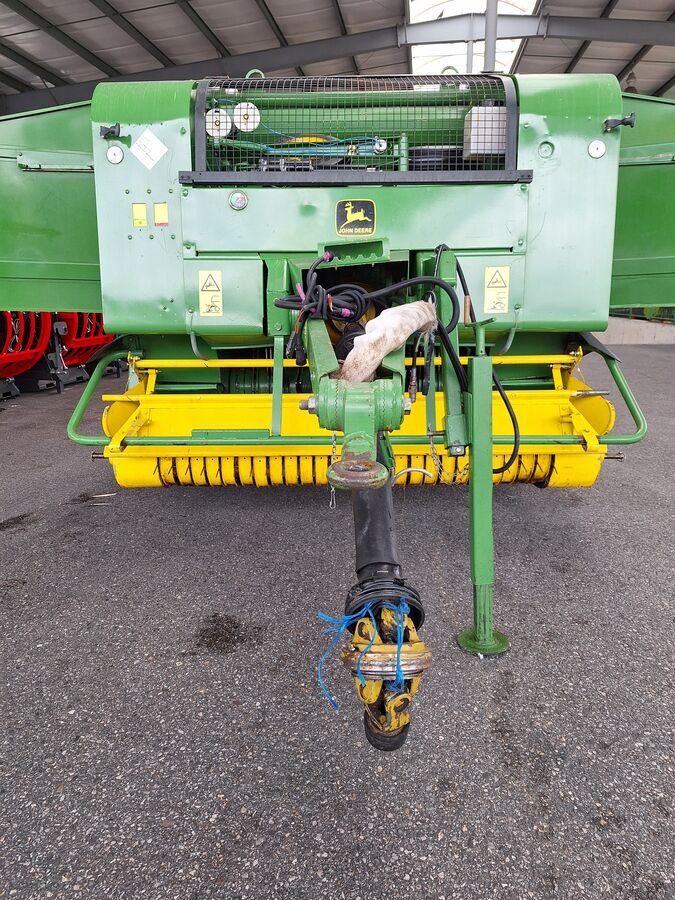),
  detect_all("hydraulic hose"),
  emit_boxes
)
[277,251,520,473]
[274,252,461,363]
